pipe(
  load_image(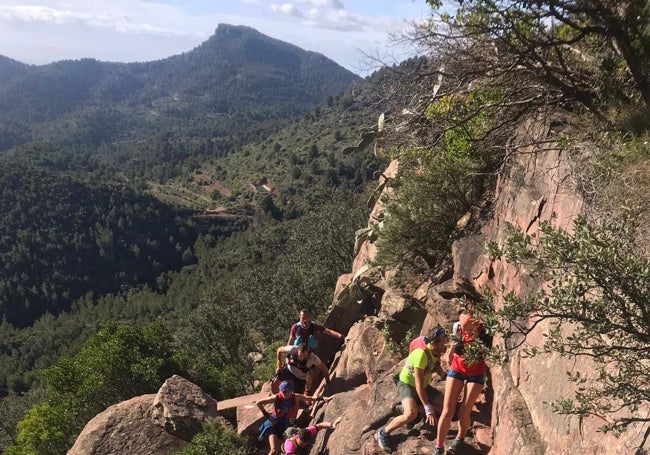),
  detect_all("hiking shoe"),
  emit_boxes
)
[375,429,392,452]
[432,446,445,455]
[446,437,464,455]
